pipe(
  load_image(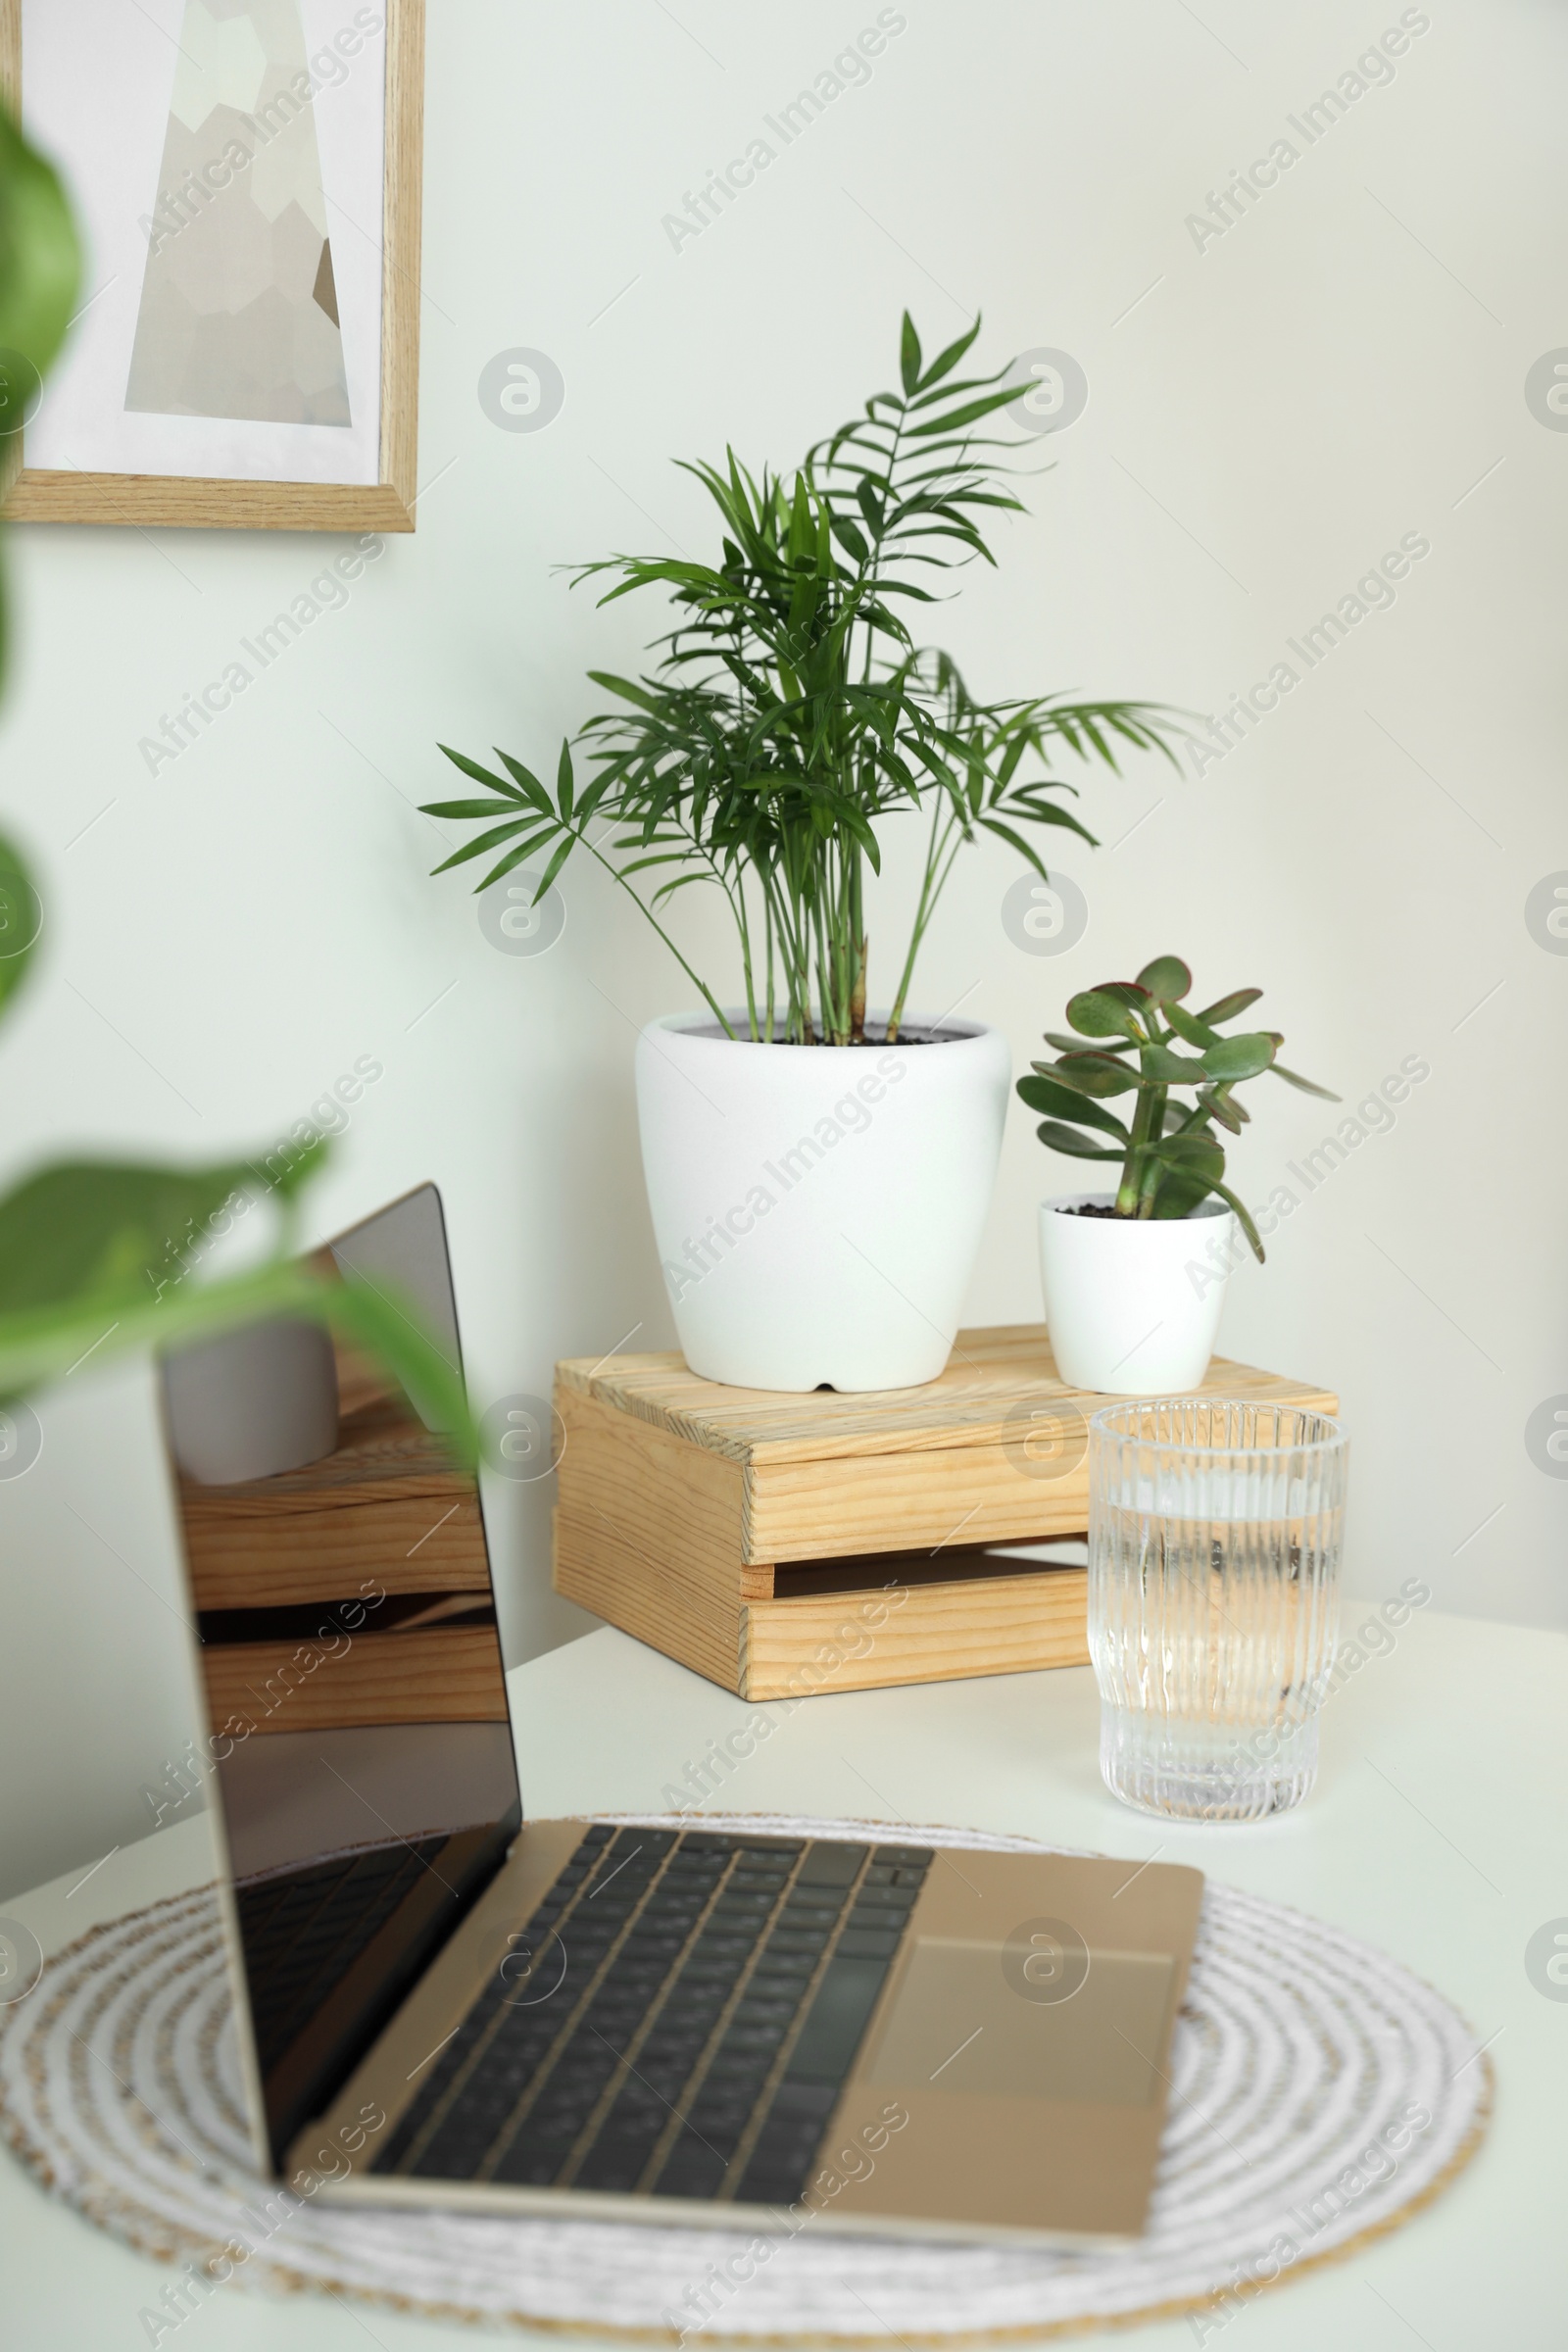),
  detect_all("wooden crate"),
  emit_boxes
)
[552,1326,1338,1701]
